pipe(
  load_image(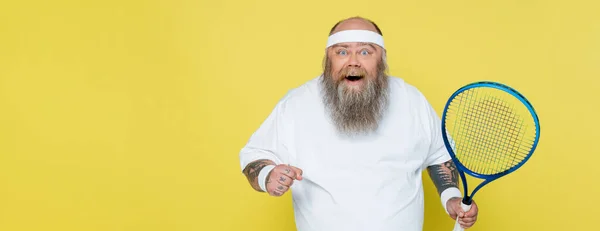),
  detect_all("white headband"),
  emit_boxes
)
[326,30,385,49]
